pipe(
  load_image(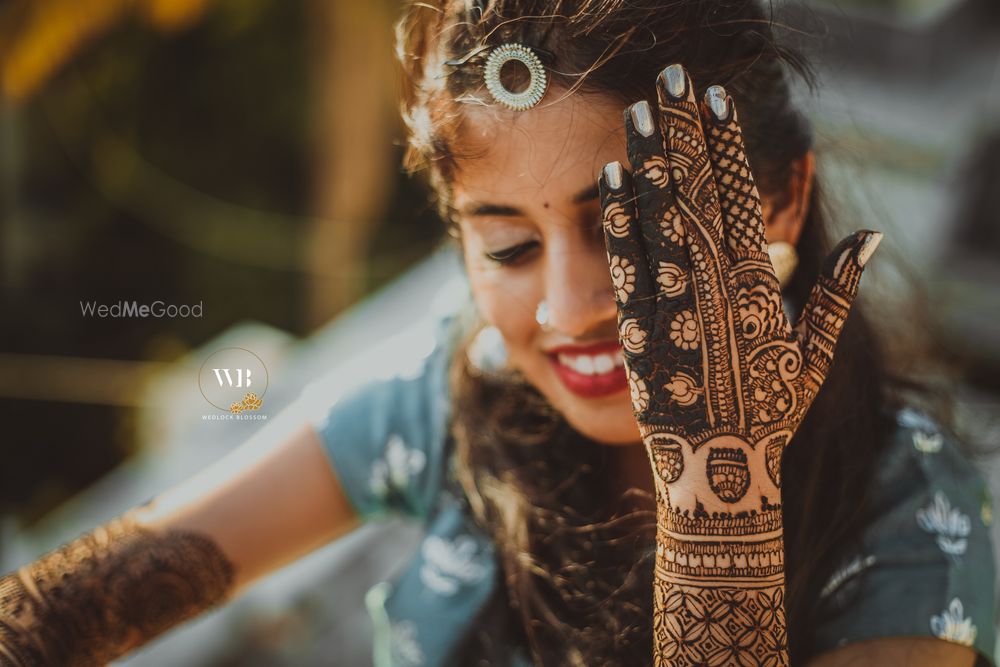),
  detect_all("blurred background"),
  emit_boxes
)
[0,0,997,664]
